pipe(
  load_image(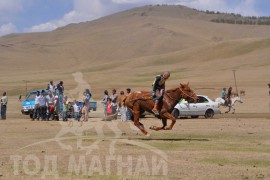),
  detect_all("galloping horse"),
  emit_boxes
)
[124,83,198,136]
[215,97,243,114]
